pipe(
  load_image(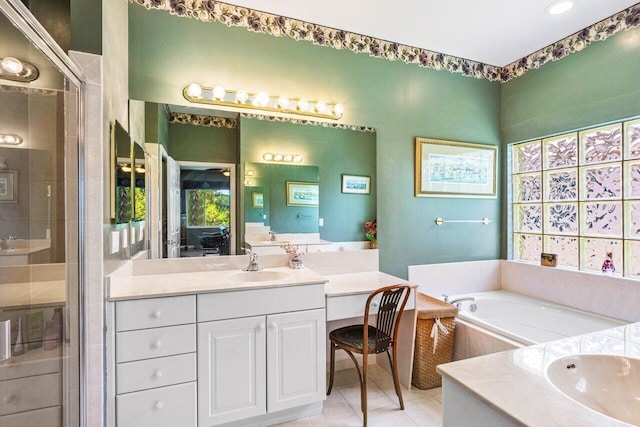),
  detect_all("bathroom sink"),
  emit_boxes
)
[546,354,640,425]
[225,270,290,283]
